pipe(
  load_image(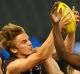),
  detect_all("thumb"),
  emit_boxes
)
[72,6,75,13]
[59,8,62,16]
